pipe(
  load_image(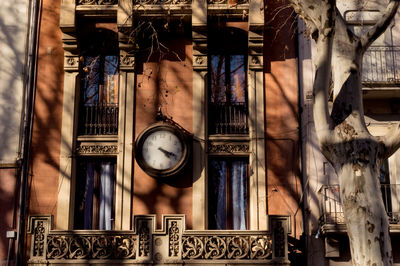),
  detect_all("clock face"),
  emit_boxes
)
[141,130,183,170]
[135,123,189,178]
